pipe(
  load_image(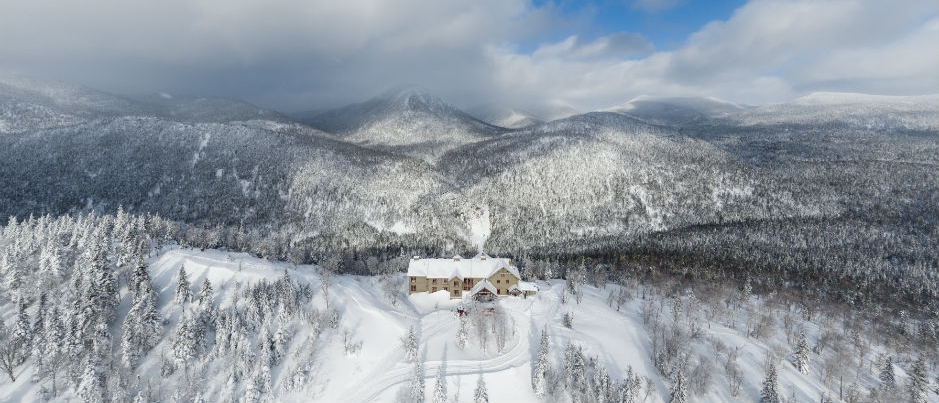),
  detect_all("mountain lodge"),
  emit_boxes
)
[406,253,538,300]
